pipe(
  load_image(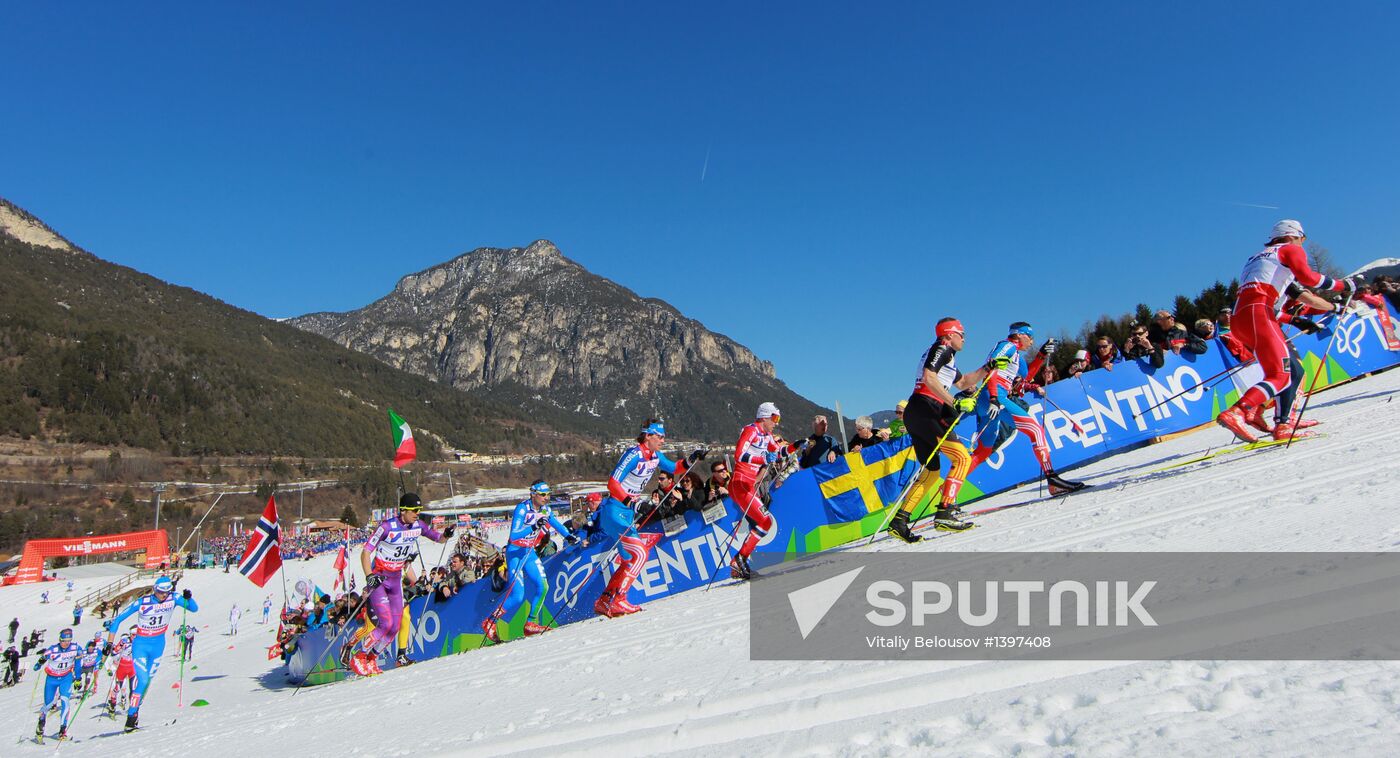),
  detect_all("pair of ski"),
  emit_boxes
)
[1151,433,1324,473]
